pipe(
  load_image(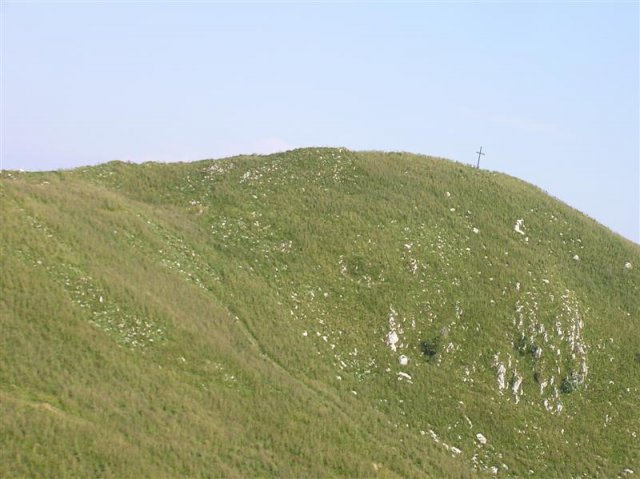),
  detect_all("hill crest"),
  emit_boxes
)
[1,148,638,477]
